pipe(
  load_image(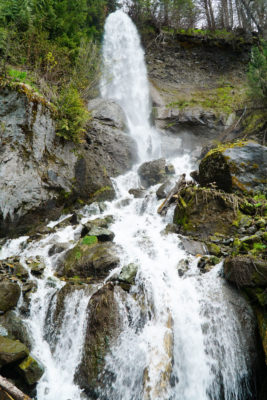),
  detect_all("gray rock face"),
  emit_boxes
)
[0,86,137,237]
[197,141,267,193]
[0,336,29,367]
[138,158,175,188]
[88,98,127,130]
